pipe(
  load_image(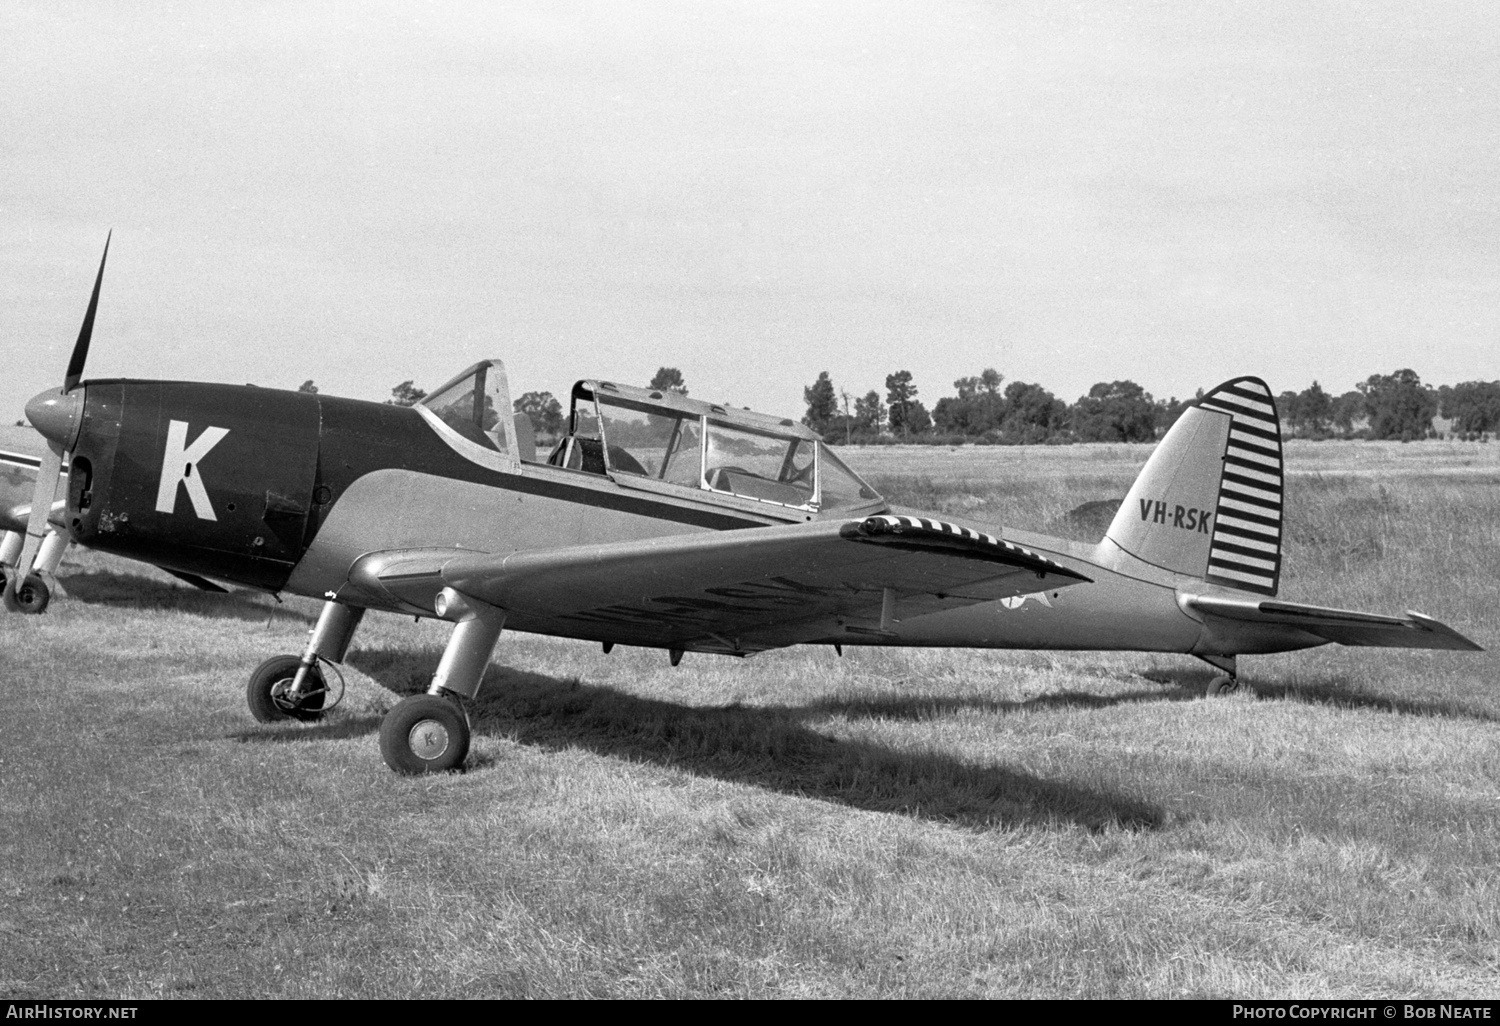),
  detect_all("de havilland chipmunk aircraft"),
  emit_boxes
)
[4,240,1482,774]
